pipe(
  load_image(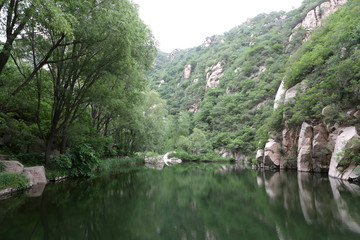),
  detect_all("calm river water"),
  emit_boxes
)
[1,163,360,240]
